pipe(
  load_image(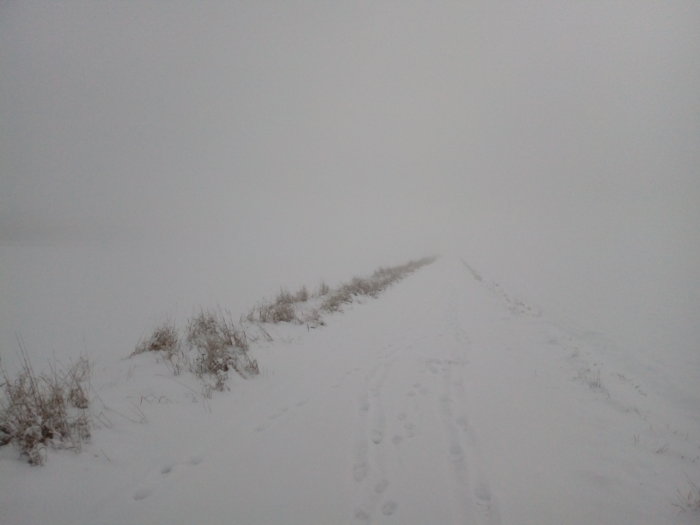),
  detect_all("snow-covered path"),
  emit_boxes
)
[1,257,698,524]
